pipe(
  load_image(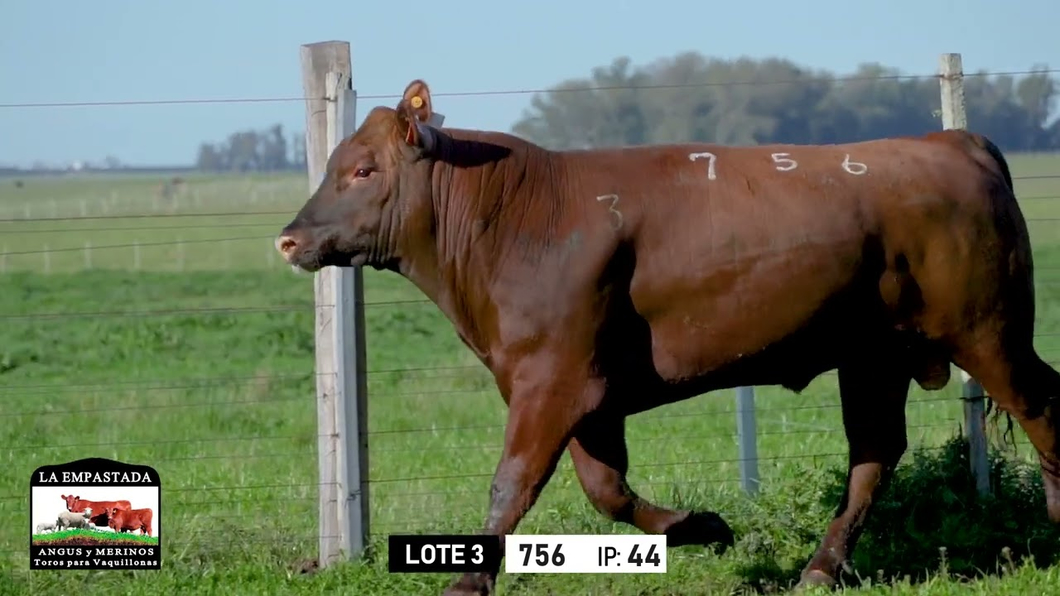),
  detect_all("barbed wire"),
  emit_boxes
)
[1,67,1057,110]
[0,365,481,393]
[0,234,274,256]
[0,298,457,322]
[0,210,295,224]
[0,221,288,235]
[4,198,1060,236]
[0,385,1006,430]
[3,433,315,453]
[0,395,310,419]
[0,442,957,506]
[0,304,314,321]
[0,177,1055,235]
